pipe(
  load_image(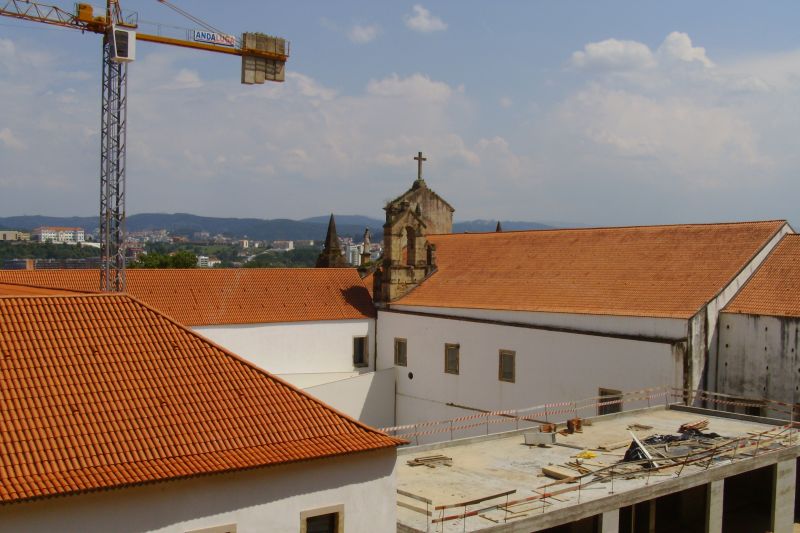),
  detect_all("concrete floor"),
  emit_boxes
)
[396,406,795,532]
